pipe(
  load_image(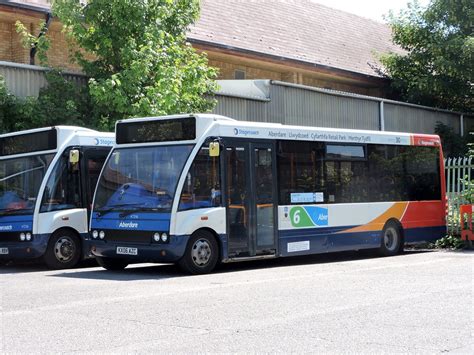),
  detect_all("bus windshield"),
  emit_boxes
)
[0,154,55,215]
[93,145,193,213]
